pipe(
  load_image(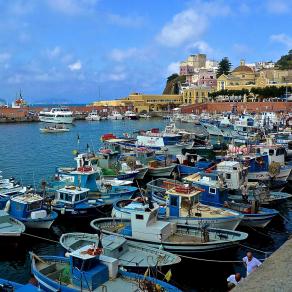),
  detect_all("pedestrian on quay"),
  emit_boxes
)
[242,251,262,276]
